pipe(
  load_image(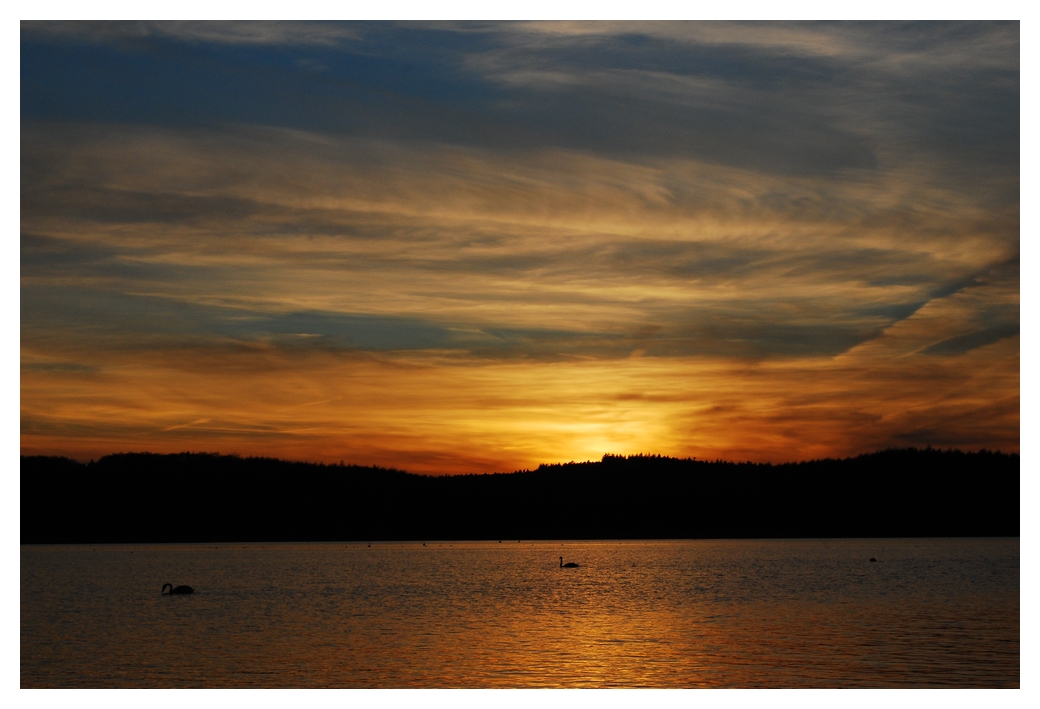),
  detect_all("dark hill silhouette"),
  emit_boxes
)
[20,448,1018,544]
